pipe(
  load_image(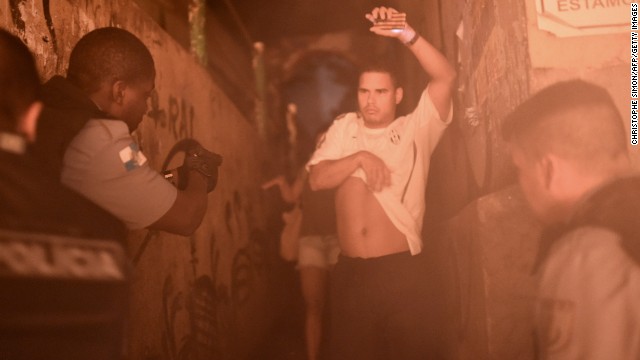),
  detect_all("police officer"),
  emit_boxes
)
[33,27,220,236]
[0,28,128,360]
[503,80,640,359]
